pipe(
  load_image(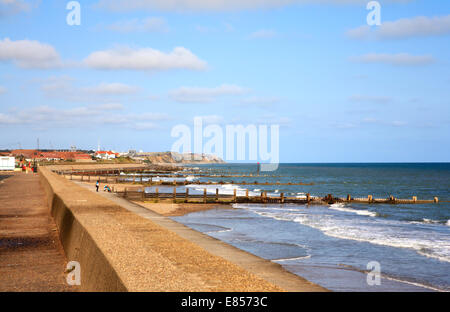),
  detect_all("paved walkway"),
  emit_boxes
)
[0,173,77,291]
[76,181,327,292]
